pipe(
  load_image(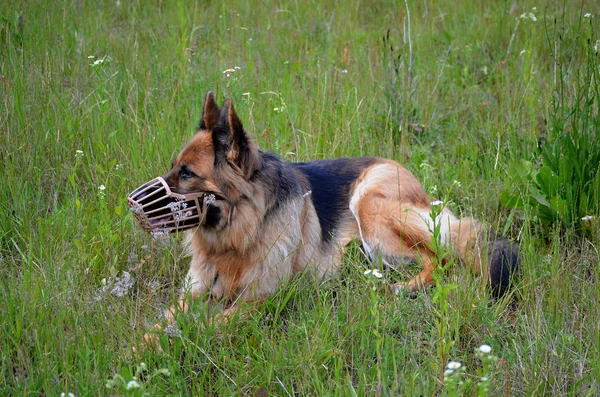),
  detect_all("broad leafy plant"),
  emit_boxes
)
[502,22,600,230]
